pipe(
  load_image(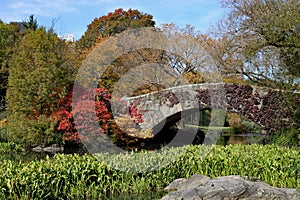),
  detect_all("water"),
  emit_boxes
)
[222,133,267,145]
[102,191,167,200]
